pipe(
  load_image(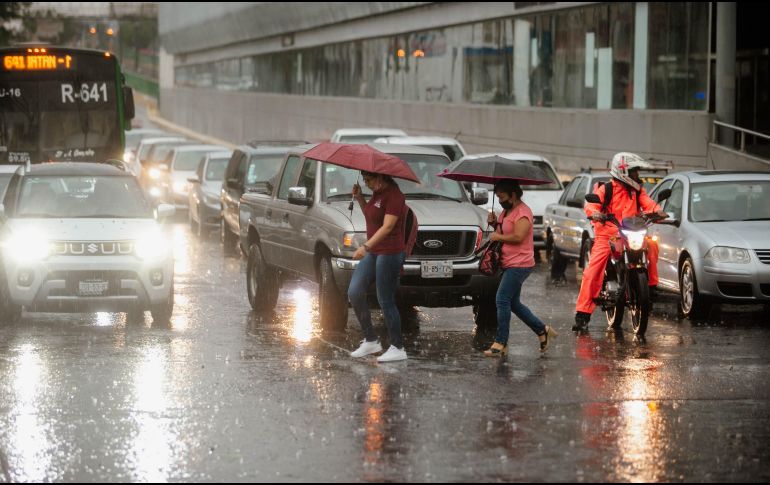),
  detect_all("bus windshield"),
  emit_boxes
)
[0,47,128,165]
